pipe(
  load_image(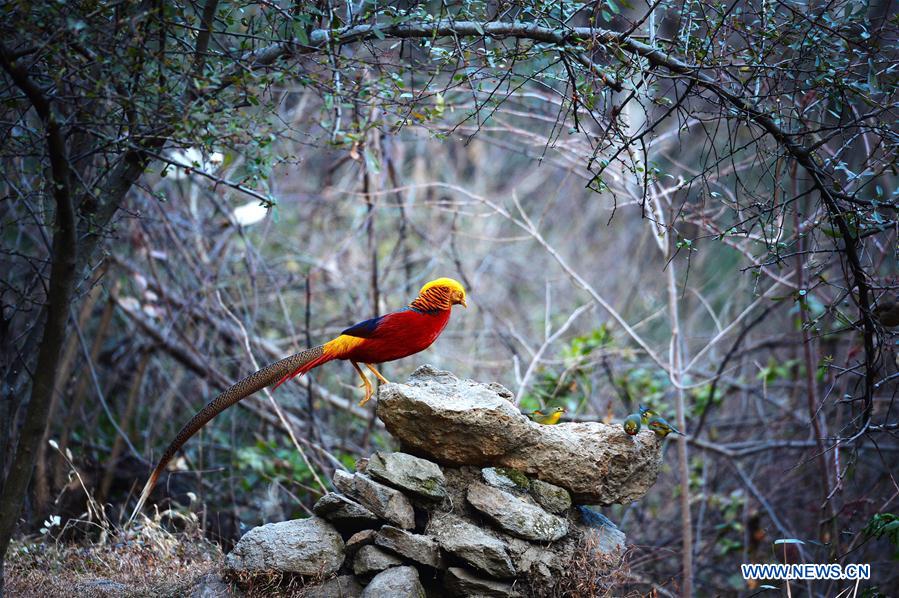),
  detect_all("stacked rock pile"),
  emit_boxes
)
[222,366,663,597]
